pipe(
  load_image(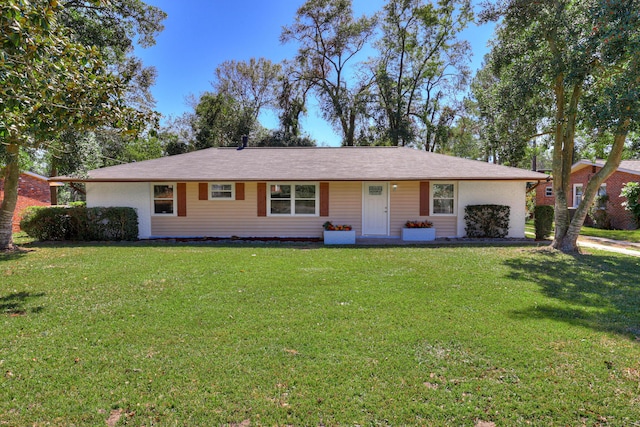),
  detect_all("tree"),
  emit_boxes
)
[276,61,312,136]
[191,92,257,149]
[281,0,377,146]
[0,0,155,250]
[371,0,472,148]
[212,58,282,124]
[255,130,316,147]
[482,0,640,253]
[59,0,165,113]
[470,60,541,167]
[40,0,165,184]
